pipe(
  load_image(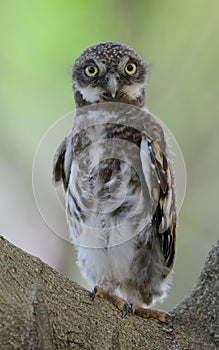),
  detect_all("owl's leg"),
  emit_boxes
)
[91,285,129,316]
[132,306,173,326]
